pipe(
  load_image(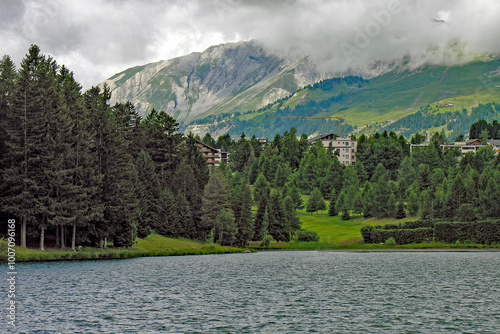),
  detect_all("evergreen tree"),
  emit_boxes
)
[352,192,364,215]
[2,45,56,247]
[201,169,231,241]
[274,162,291,188]
[58,66,102,251]
[232,183,254,246]
[306,188,323,214]
[283,195,300,239]
[253,194,269,241]
[444,172,467,219]
[361,182,374,218]
[268,190,288,241]
[85,85,138,247]
[248,159,260,185]
[395,201,406,219]
[175,193,193,238]
[341,202,350,220]
[213,209,237,246]
[328,201,337,217]
[253,172,270,204]
[405,181,420,216]
[336,191,346,215]
[372,174,394,218]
